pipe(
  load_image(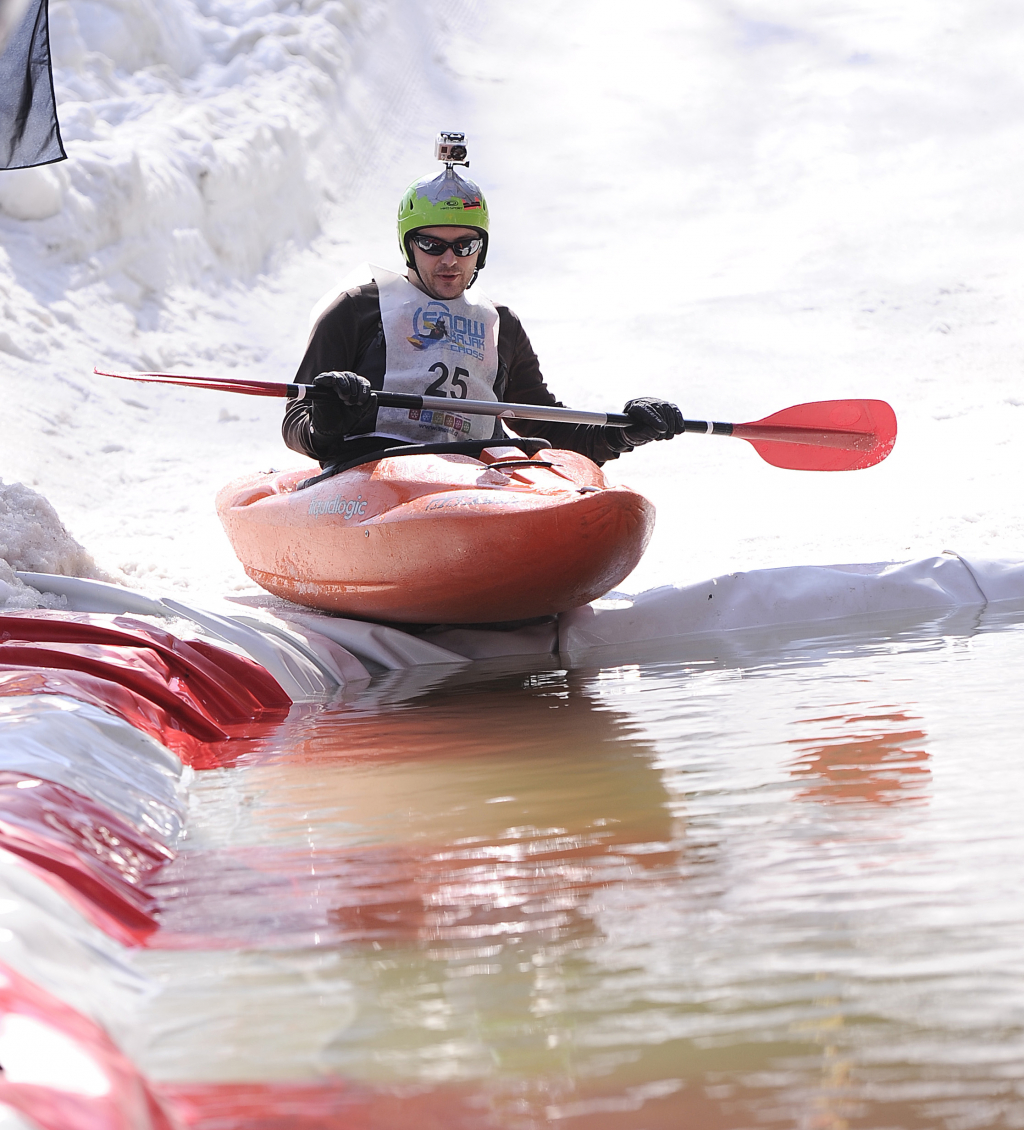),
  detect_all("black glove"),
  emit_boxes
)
[606,397,685,452]
[310,371,373,437]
